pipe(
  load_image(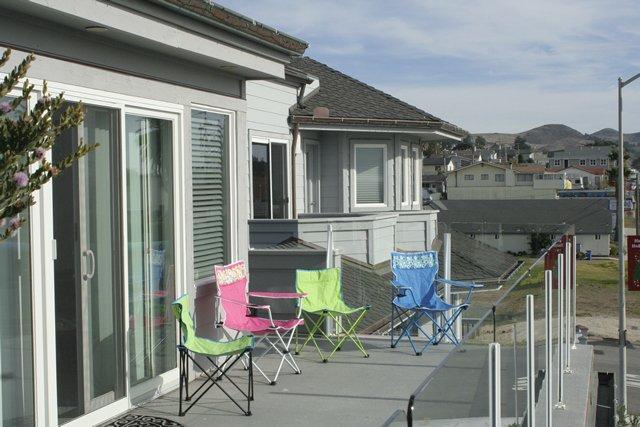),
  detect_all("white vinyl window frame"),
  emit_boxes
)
[249,136,291,219]
[400,146,409,205]
[23,79,190,426]
[352,143,388,208]
[191,104,236,285]
[412,147,420,205]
